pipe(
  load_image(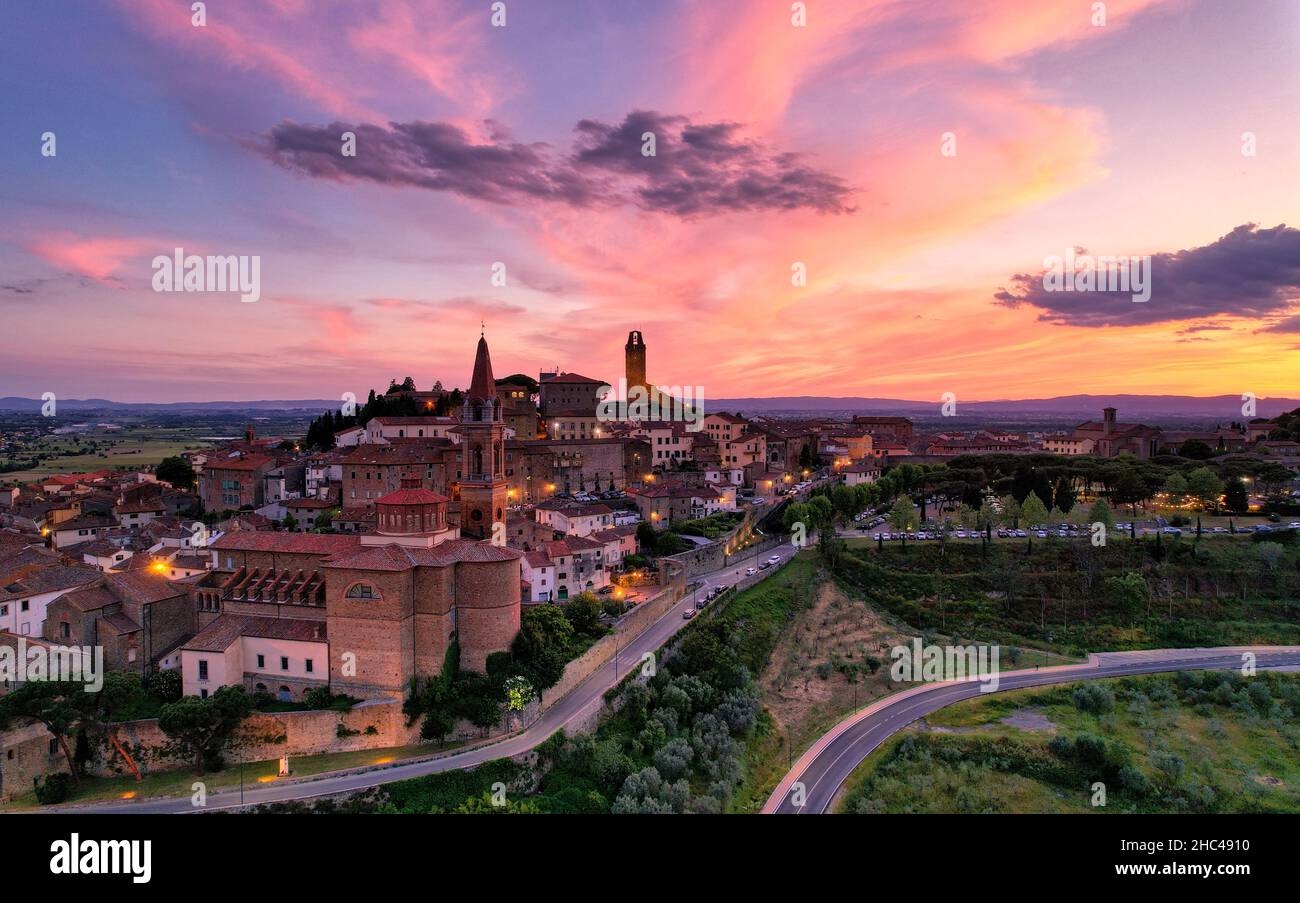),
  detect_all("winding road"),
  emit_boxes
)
[763,646,1300,814]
